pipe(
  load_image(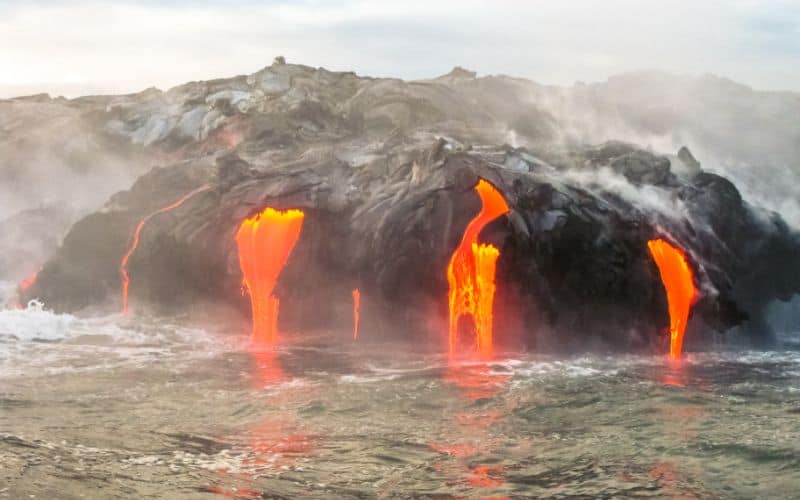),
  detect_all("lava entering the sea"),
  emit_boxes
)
[236,207,305,344]
[120,185,211,316]
[352,288,360,340]
[647,238,698,360]
[447,179,510,358]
